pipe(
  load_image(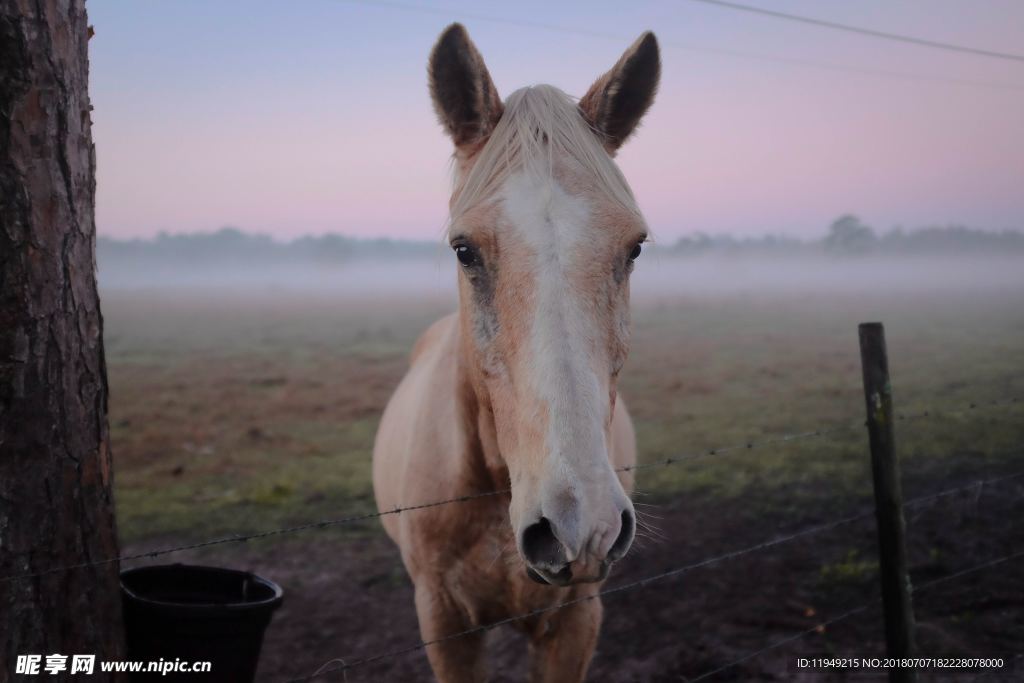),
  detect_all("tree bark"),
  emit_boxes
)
[1,0,125,674]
